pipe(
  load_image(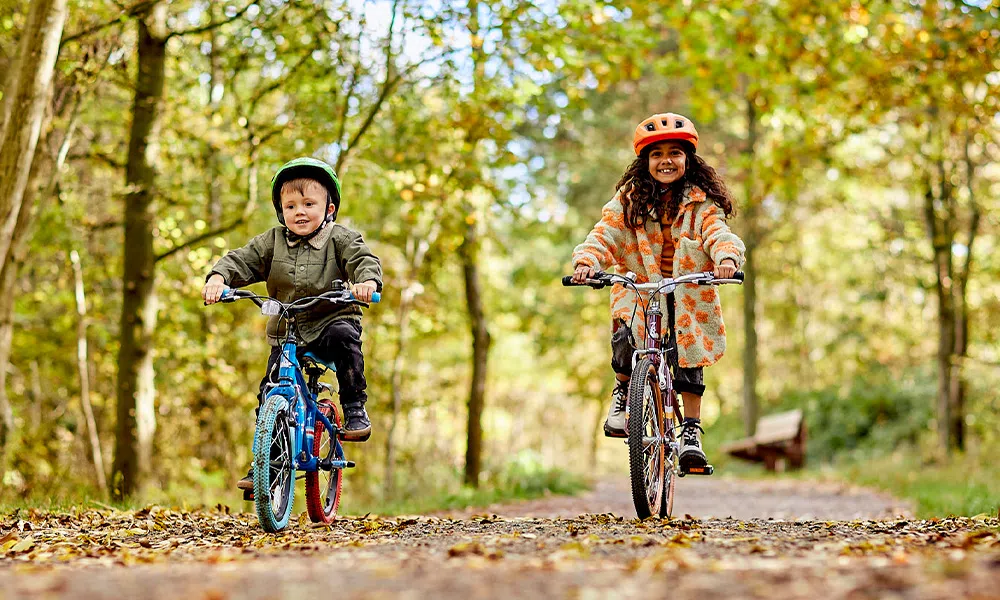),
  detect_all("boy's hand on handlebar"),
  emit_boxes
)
[714,259,738,280]
[351,281,378,303]
[571,264,597,284]
[202,274,228,305]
